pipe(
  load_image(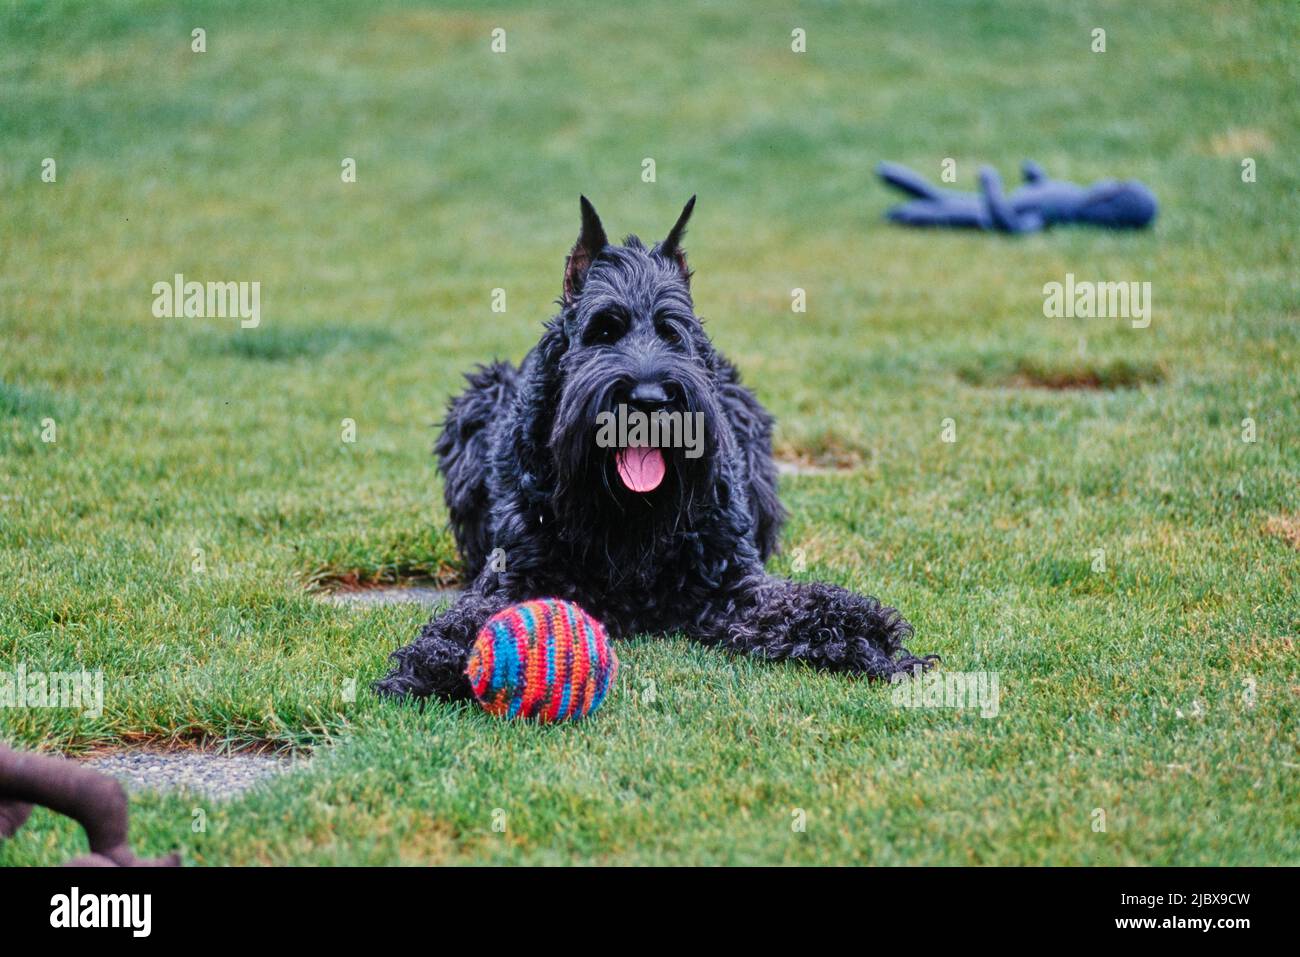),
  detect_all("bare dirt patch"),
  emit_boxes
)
[1264,514,1300,550]
[775,435,866,474]
[1206,127,1274,157]
[961,357,1167,391]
